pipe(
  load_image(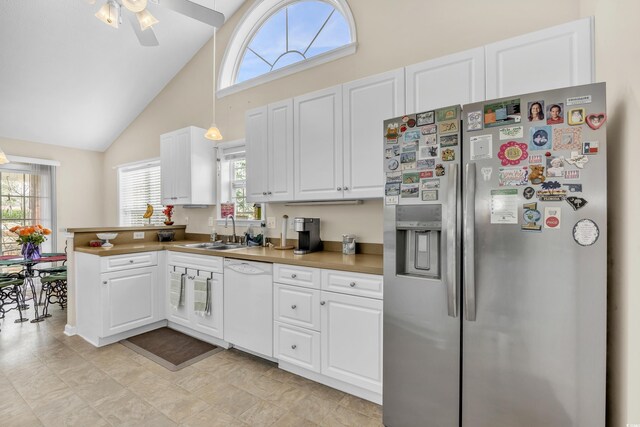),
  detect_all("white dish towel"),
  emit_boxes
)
[169,272,185,310]
[193,276,212,317]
